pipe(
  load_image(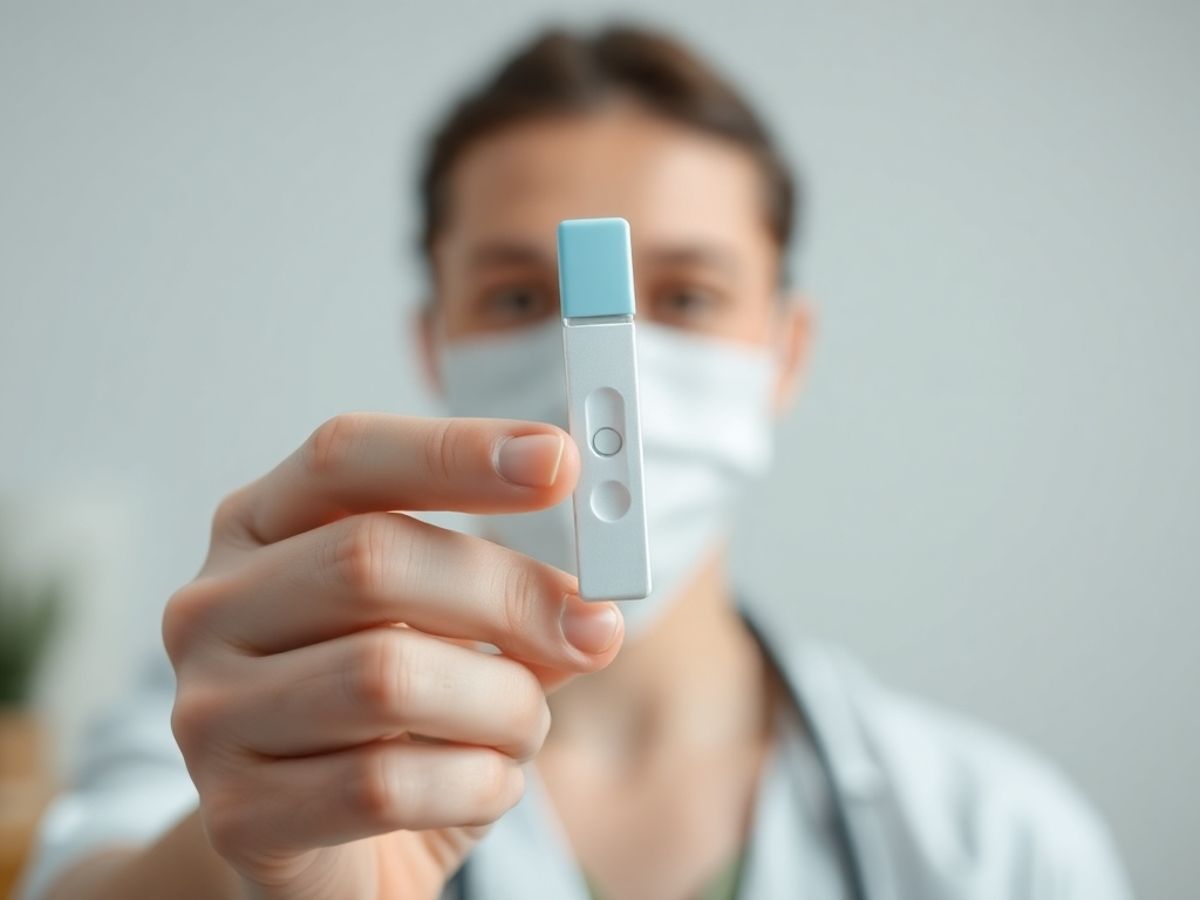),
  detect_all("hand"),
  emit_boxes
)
[162,413,624,900]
